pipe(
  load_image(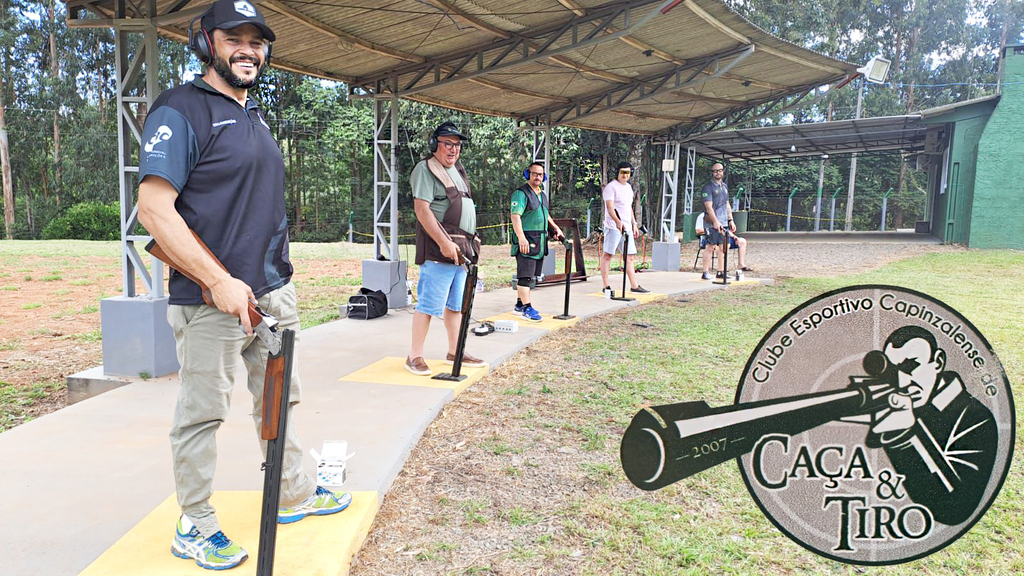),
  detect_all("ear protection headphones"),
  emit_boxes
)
[187,9,272,66]
[523,165,547,181]
[428,128,440,154]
